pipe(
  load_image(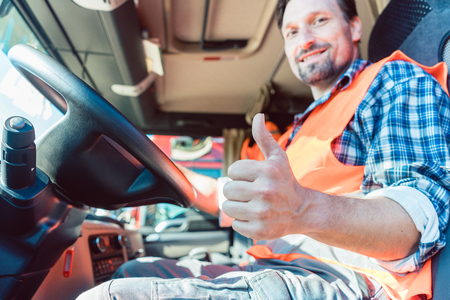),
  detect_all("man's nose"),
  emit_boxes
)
[294,28,316,52]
